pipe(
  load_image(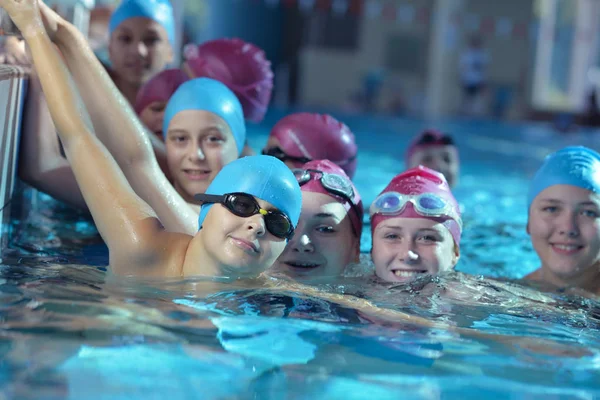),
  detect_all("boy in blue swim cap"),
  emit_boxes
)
[526,146,600,294]
[193,156,302,276]
[163,77,246,203]
[107,0,174,104]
